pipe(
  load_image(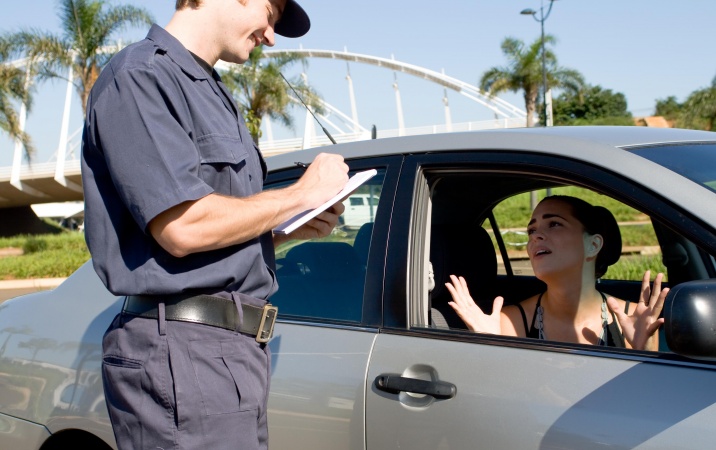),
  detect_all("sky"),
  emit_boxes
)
[1,0,715,165]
